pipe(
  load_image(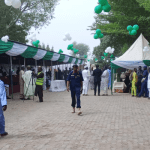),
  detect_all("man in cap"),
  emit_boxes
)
[0,78,8,137]
[34,66,44,102]
[67,64,83,115]
[82,66,89,96]
[138,66,148,98]
[19,65,25,100]
[22,65,36,100]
